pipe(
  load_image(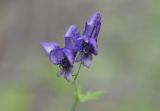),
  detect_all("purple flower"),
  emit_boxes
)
[83,12,101,41]
[65,25,80,55]
[41,25,80,81]
[41,12,102,80]
[75,12,101,68]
